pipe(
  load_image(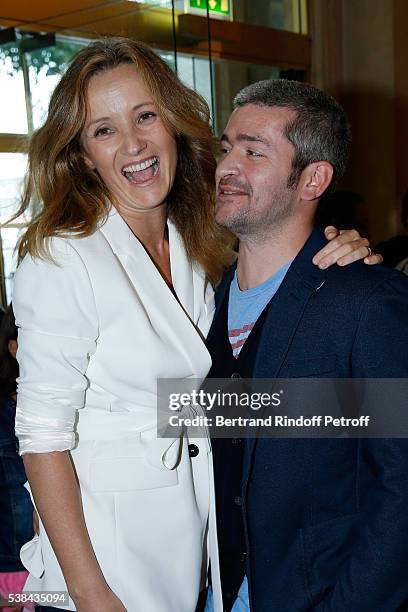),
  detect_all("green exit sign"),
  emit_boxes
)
[186,0,233,20]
